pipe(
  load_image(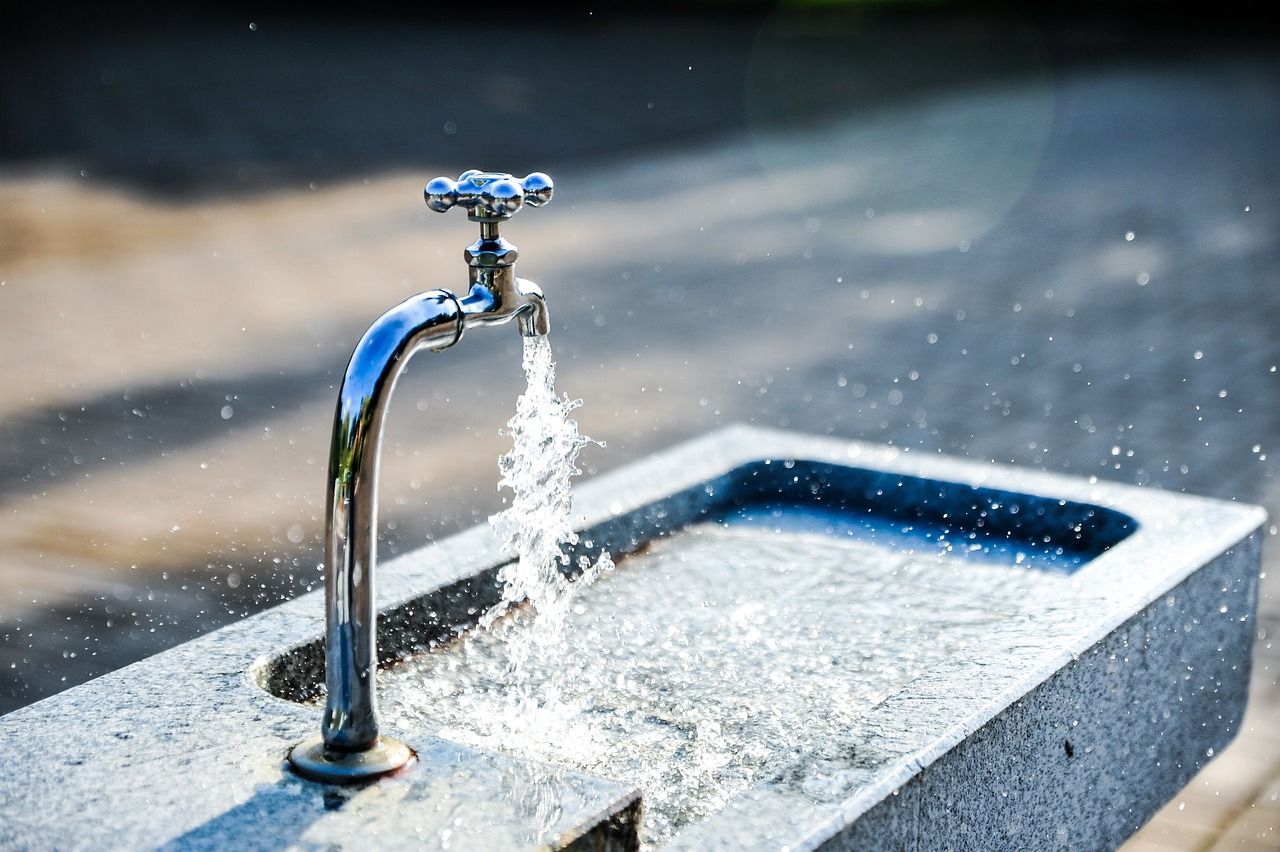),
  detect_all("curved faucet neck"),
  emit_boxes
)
[318,276,549,755]
[319,290,463,753]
